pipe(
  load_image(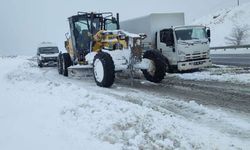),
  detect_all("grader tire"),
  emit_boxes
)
[62,53,72,77]
[93,52,115,87]
[142,50,166,83]
[57,53,63,75]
